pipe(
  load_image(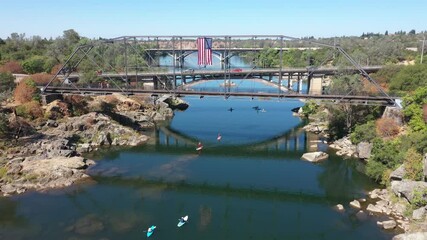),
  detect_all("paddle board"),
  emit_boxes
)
[146,225,156,237]
[177,215,189,227]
